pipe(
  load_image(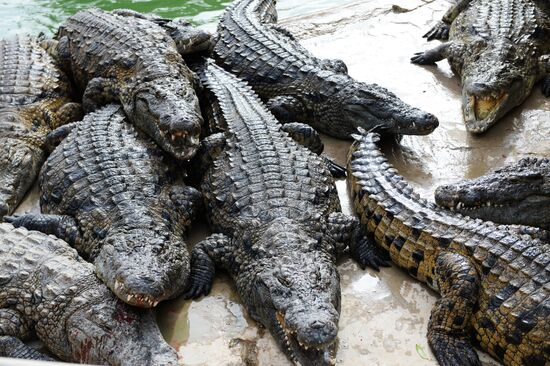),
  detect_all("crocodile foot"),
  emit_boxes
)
[322,156,346,178]
[411,51,438,65]
[351,235,391,271]
[428,332,481,366]
[423,21,450,41]
[182,249,215,299]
